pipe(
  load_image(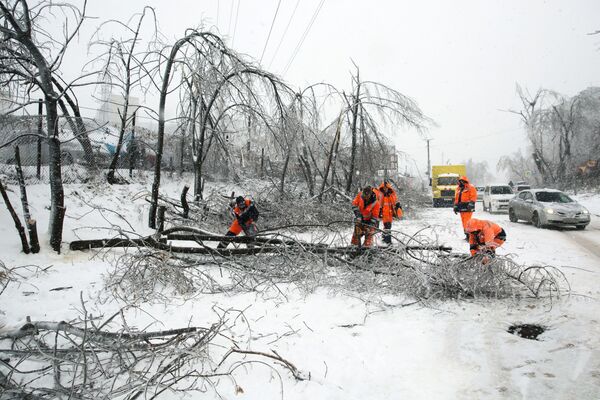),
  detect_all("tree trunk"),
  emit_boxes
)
[345,71,361,194]
[107,100,131,184]
[14,147,40,253]
[46,99,66,252]
[129,113,137,178]
[318,114,342,202]
[0,178,30,254]
[151,35,197,228]
[52,78,96,168]
[181,185,190,218]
